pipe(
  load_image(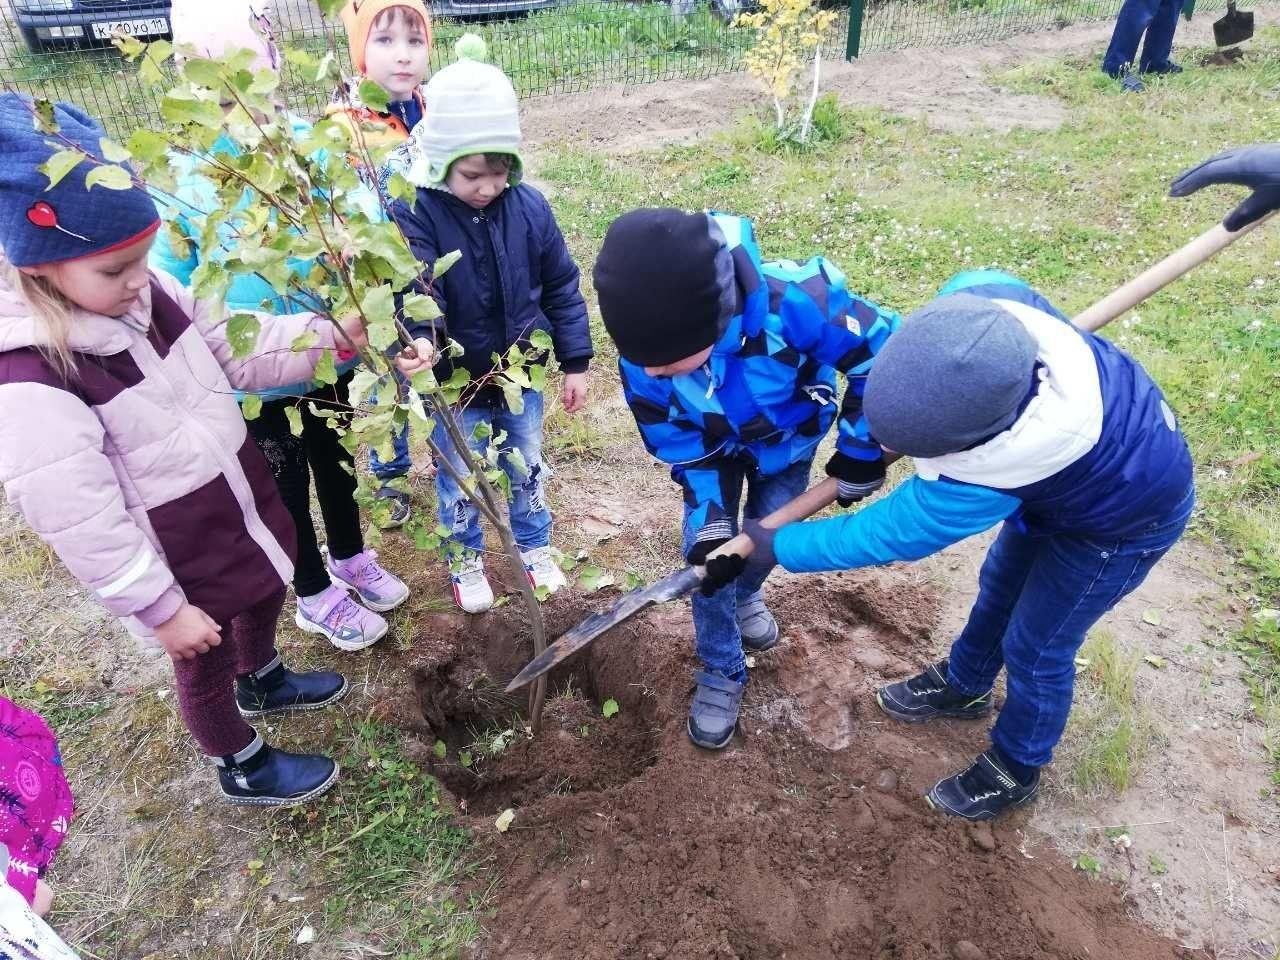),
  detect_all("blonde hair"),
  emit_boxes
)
[0,257,78,382]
